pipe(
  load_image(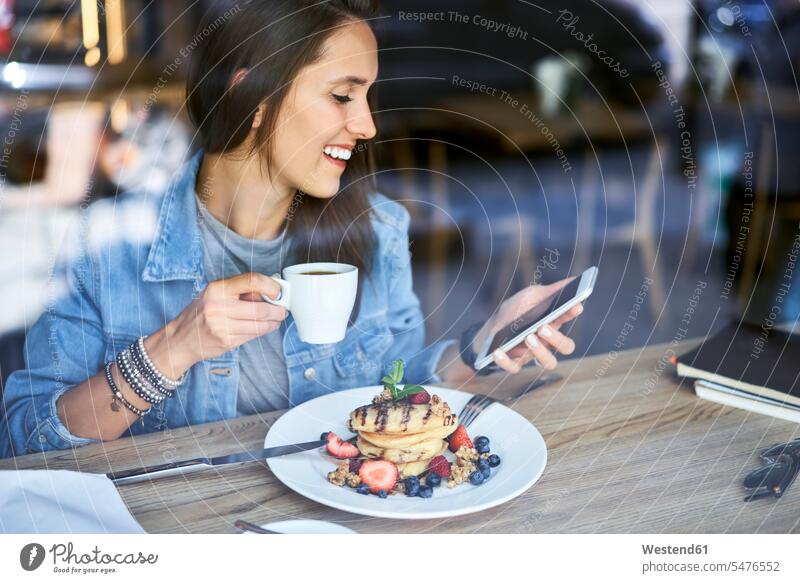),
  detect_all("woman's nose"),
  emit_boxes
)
[346,102,376,141]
